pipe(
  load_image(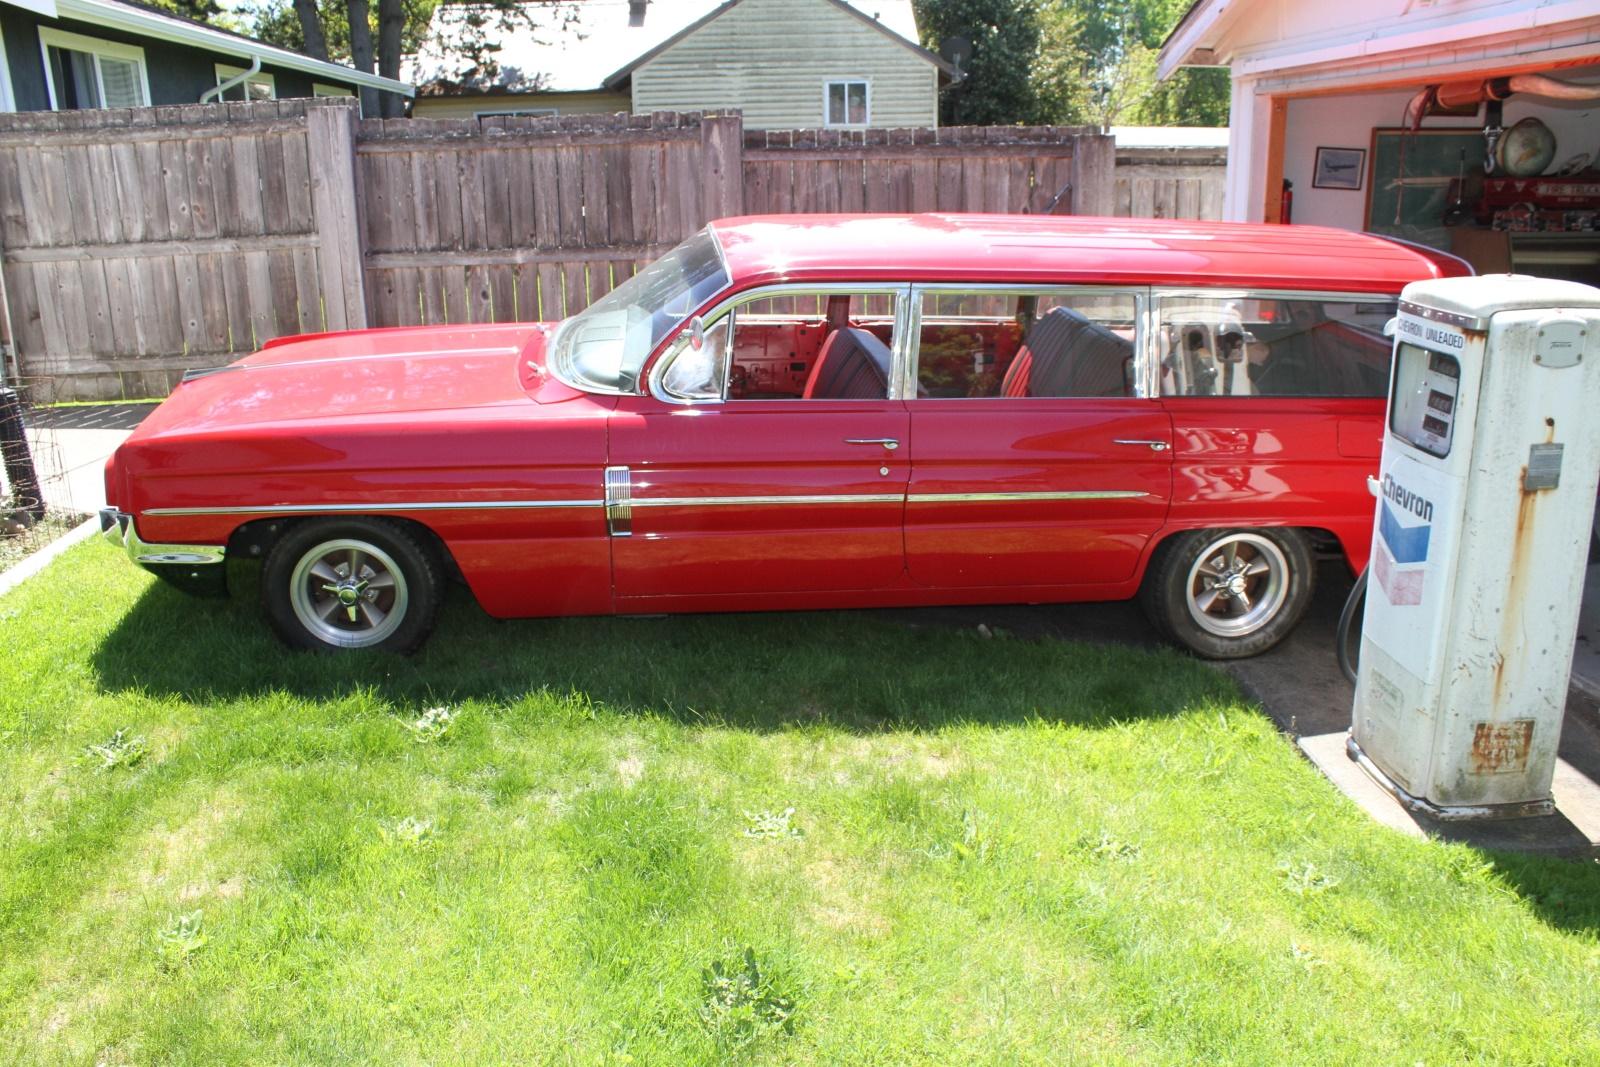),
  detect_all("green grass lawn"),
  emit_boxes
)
[3,543,1599,1065]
